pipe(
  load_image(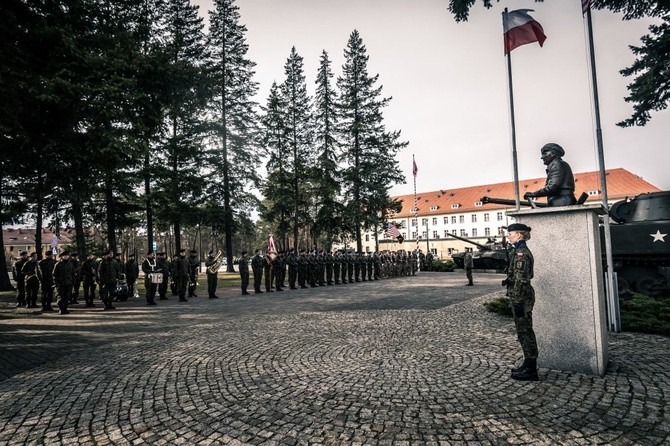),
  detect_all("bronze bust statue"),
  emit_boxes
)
[524,143,577,207]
